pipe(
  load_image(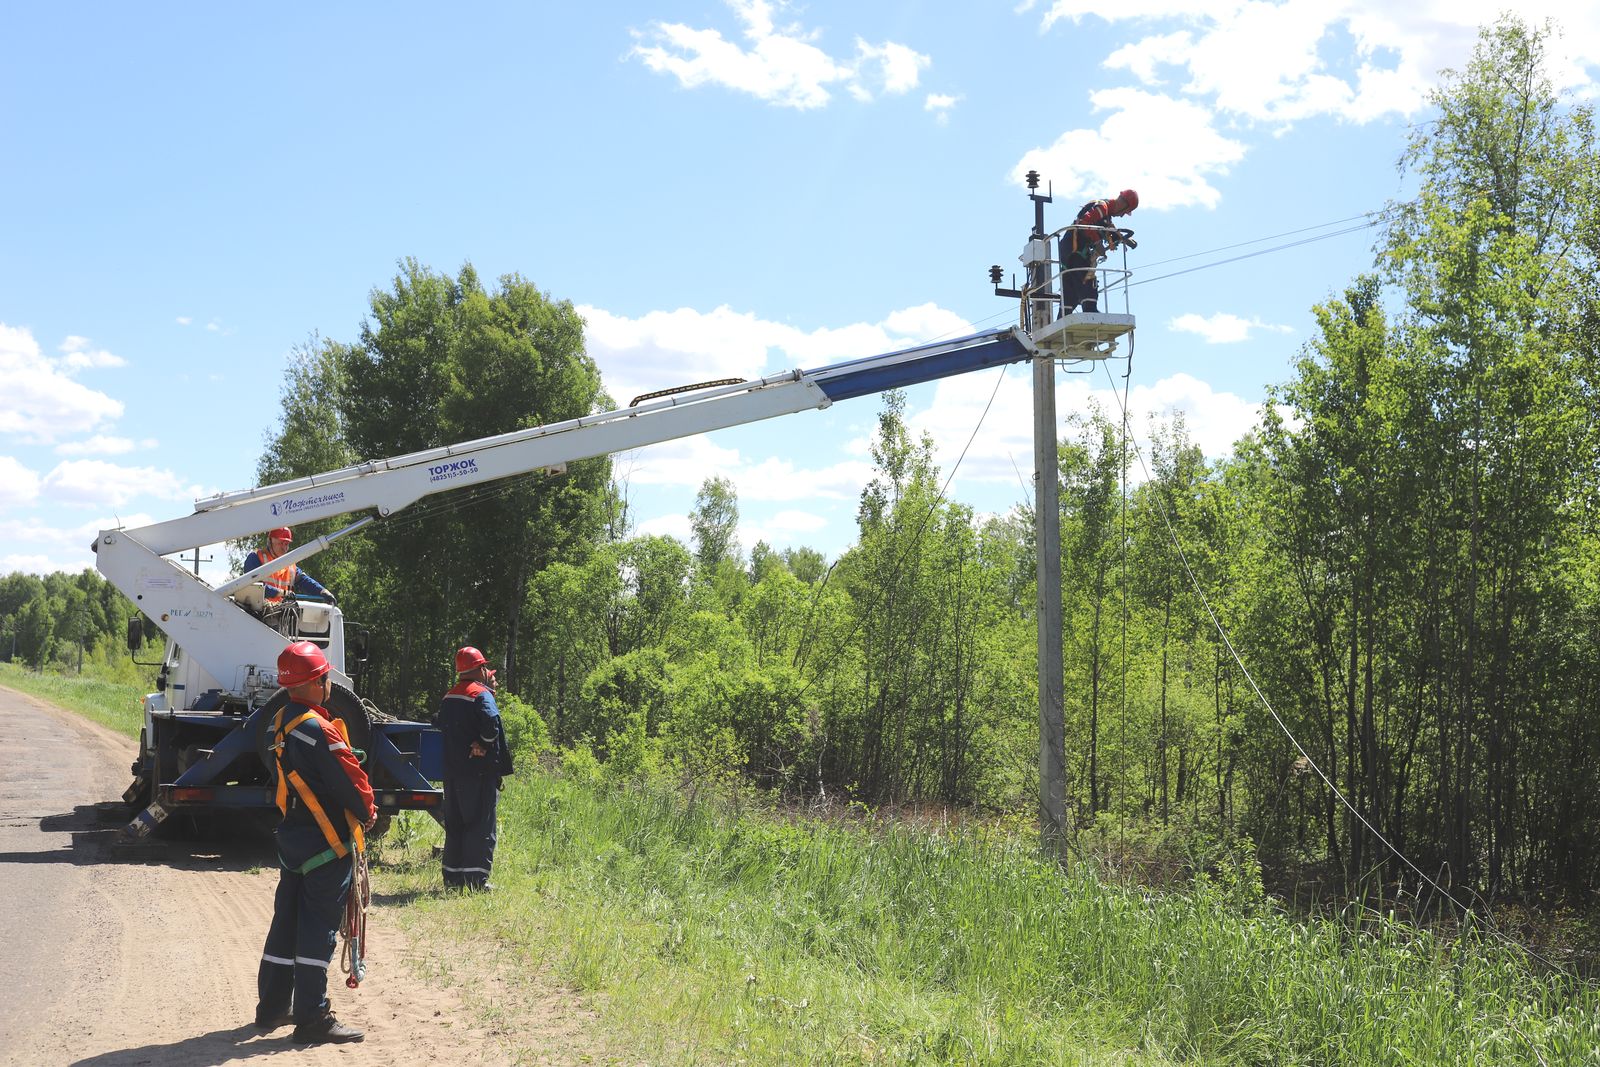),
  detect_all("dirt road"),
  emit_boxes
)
[0,686,595,1066]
